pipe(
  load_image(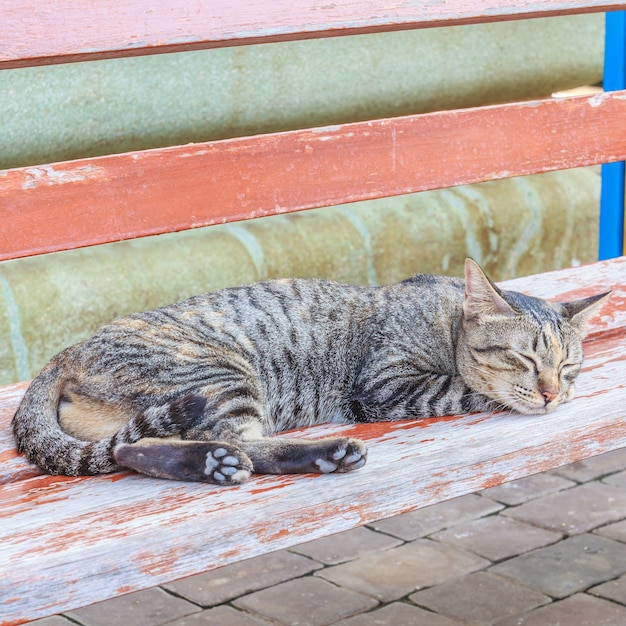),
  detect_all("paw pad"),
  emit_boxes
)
[204,445,252,484]
[315,438,367,474]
